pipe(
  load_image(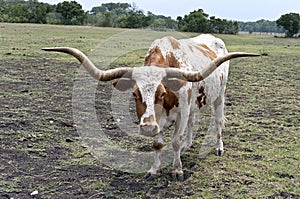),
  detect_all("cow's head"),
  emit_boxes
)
[42,47,259,137]
[112,66,186,137]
